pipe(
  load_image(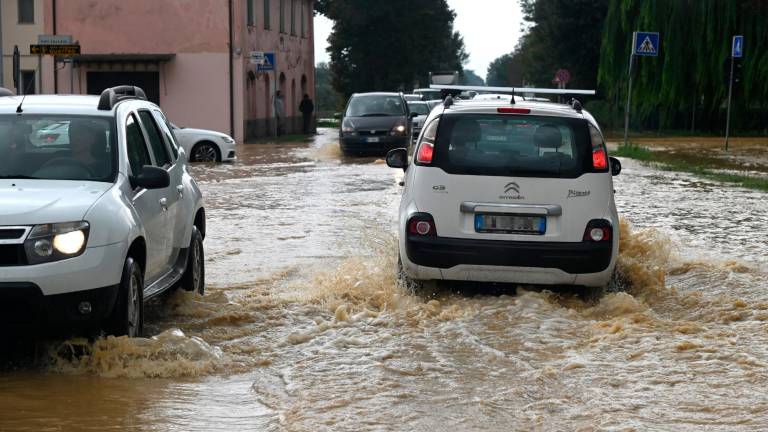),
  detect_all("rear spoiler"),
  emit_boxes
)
[430,85,595,96]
